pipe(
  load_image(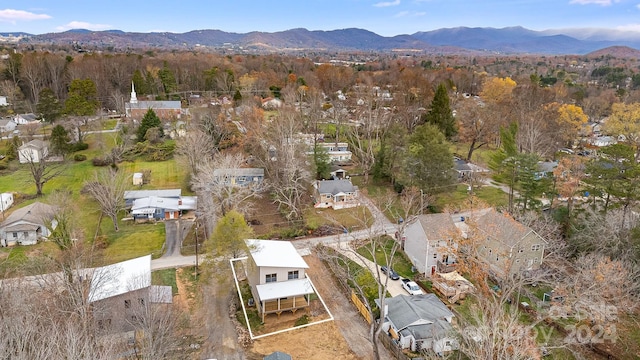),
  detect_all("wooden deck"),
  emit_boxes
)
[263,296,309,314]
